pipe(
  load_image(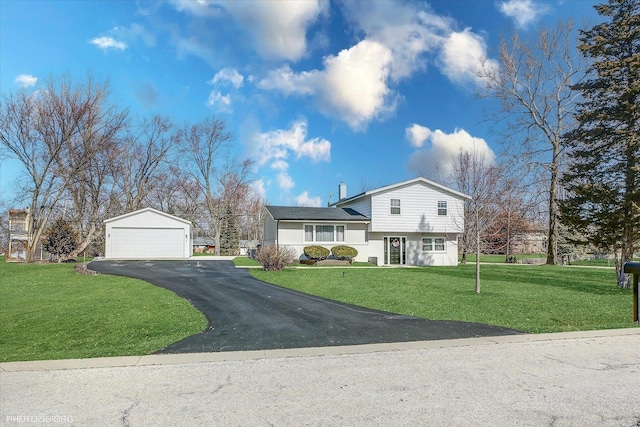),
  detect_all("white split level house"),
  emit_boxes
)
[104,207,192,259]
[263,177,471,266]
